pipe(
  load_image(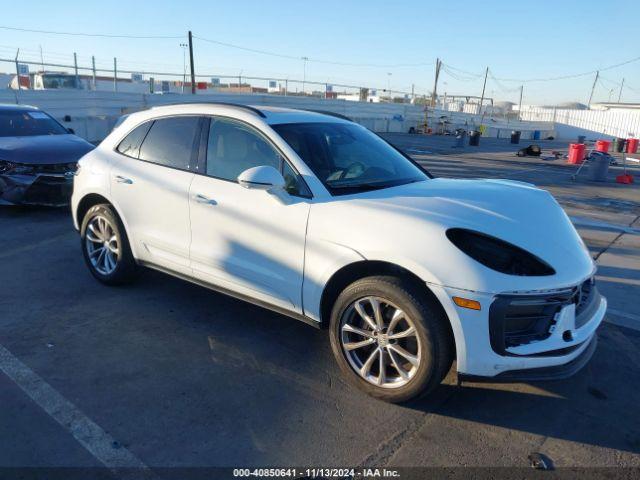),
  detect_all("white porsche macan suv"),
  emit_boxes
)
[72,103,607,402]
